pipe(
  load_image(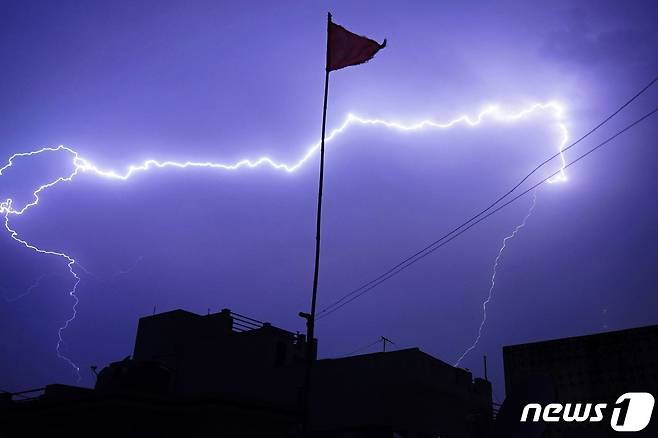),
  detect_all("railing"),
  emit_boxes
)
[492,401,501,421]
[1,387,45,402]
[228,310,302,343]
[229,311,265,332]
